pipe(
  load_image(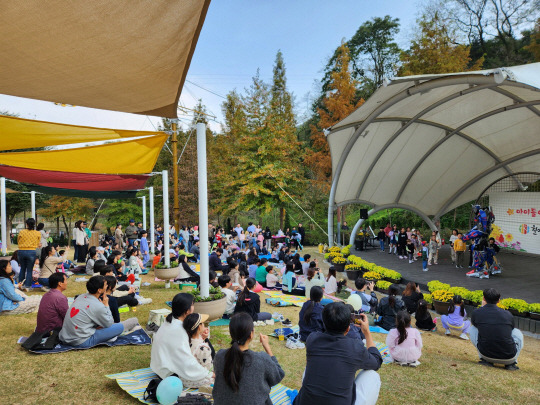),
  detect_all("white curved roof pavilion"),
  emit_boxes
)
[327,63,540,245]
